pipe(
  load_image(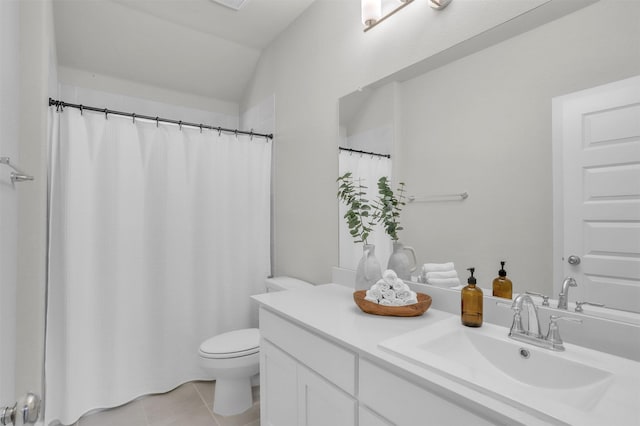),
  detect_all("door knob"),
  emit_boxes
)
[0,393,40,425]
[567,255,581,265]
